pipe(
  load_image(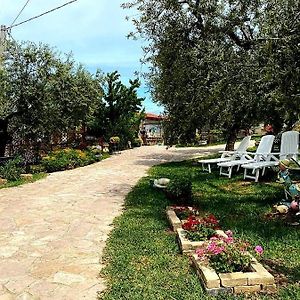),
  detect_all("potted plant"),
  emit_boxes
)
[109,136,120,153]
